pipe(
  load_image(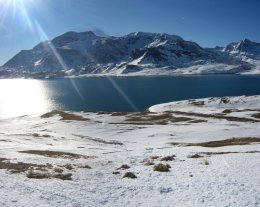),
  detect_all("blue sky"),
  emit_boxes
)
[0,0,260,65]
